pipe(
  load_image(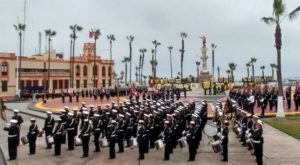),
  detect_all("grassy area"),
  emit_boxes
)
[264,116,300,140]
